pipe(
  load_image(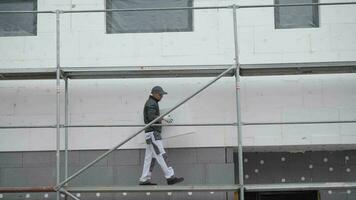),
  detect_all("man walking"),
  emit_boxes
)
[139,86,184,185]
